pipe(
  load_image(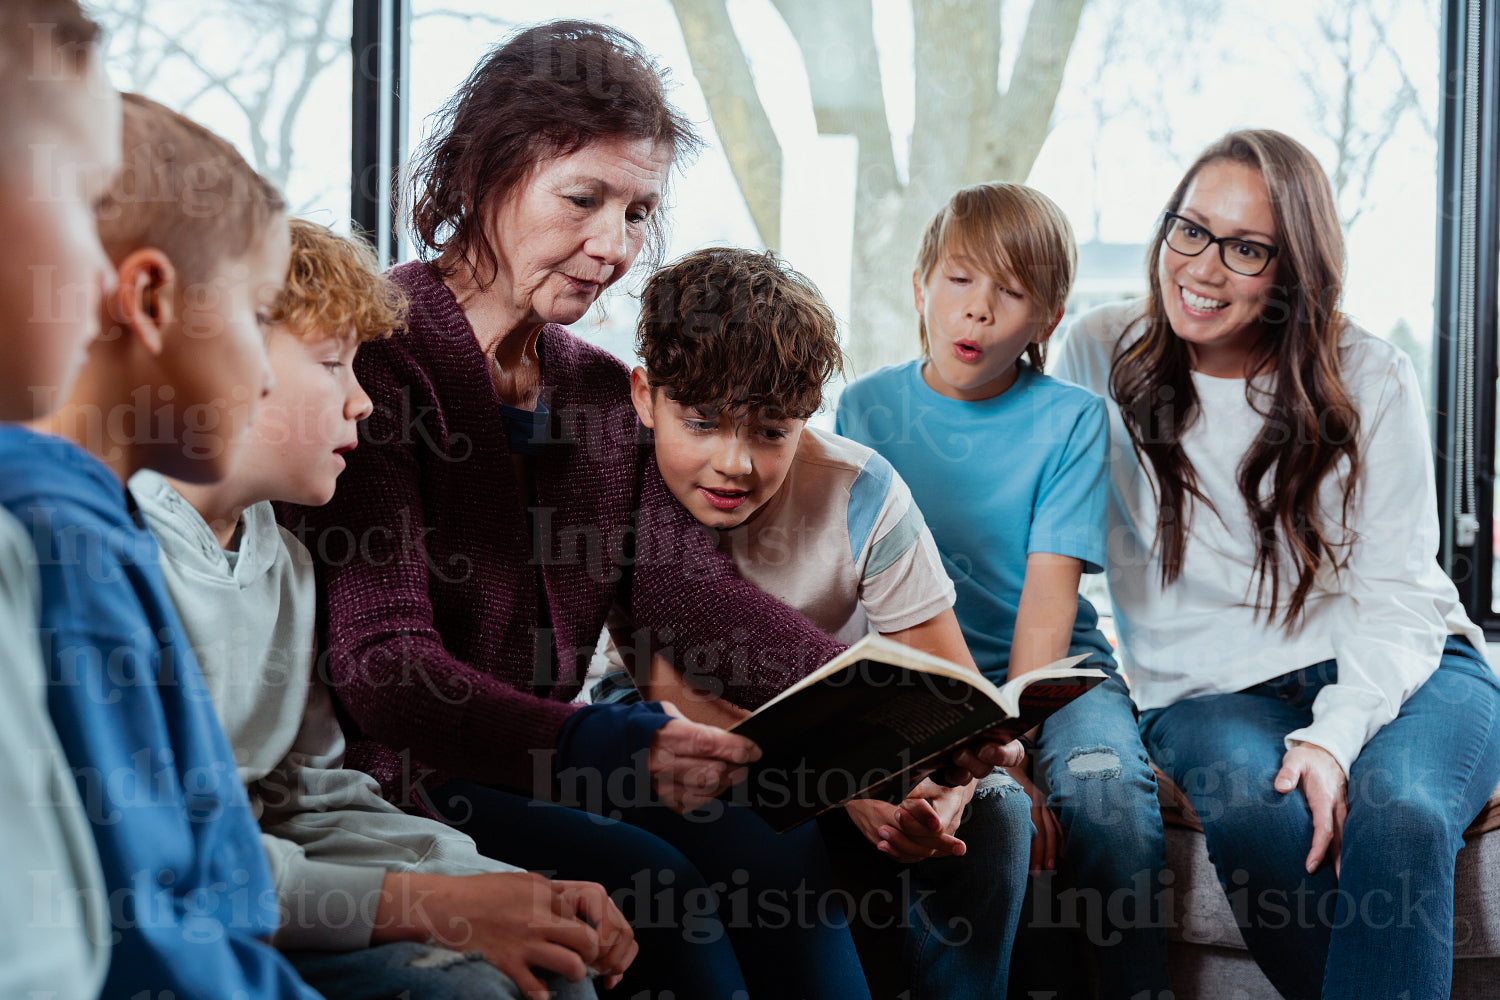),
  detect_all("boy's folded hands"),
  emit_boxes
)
[374,871,636,999]
[846,777,973,863]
